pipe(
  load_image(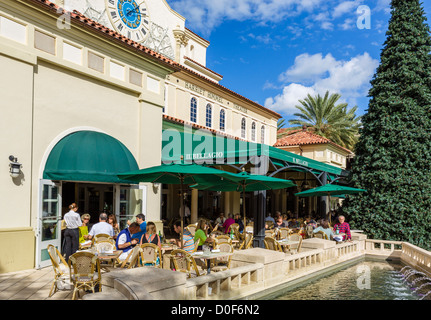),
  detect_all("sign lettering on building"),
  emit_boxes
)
[234,104,248,113]
[185,82,224,104]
